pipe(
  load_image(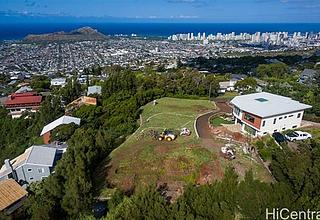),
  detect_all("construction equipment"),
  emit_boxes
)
[180,128,191,136]
[157,130,177,142]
